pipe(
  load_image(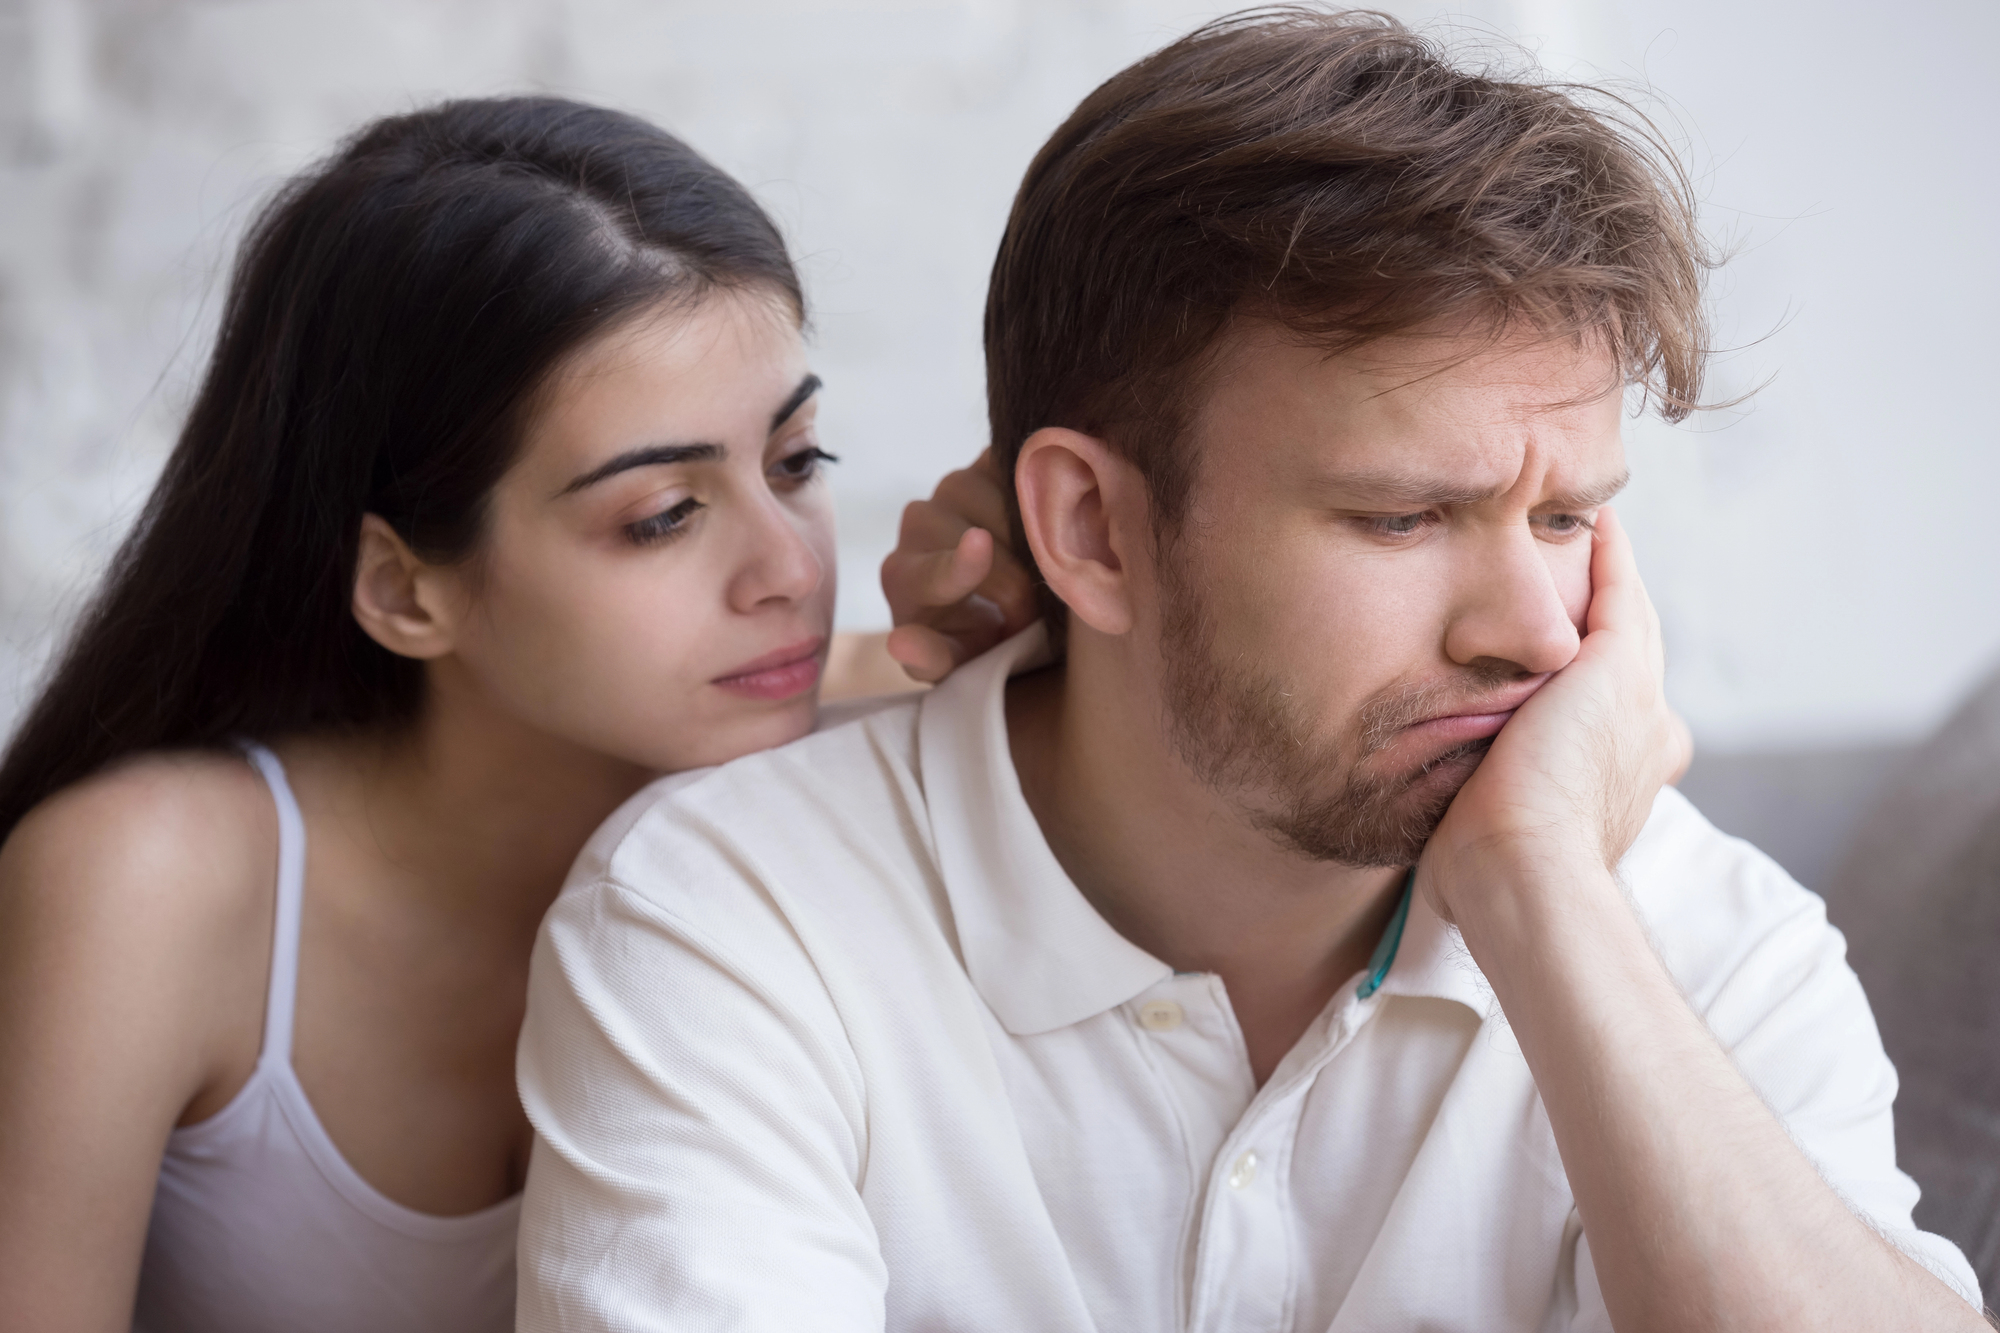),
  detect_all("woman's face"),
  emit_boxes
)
[442,290,838,774]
